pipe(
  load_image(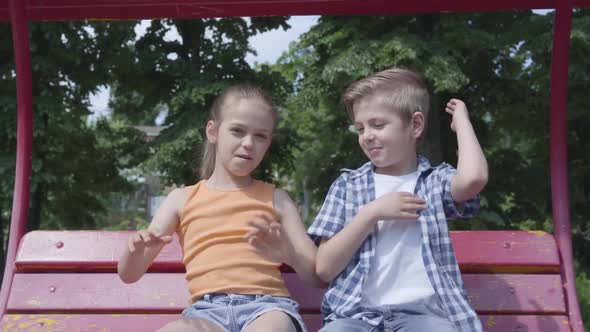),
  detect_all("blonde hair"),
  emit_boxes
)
[199,84,278,180]
[341,67,430,125]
